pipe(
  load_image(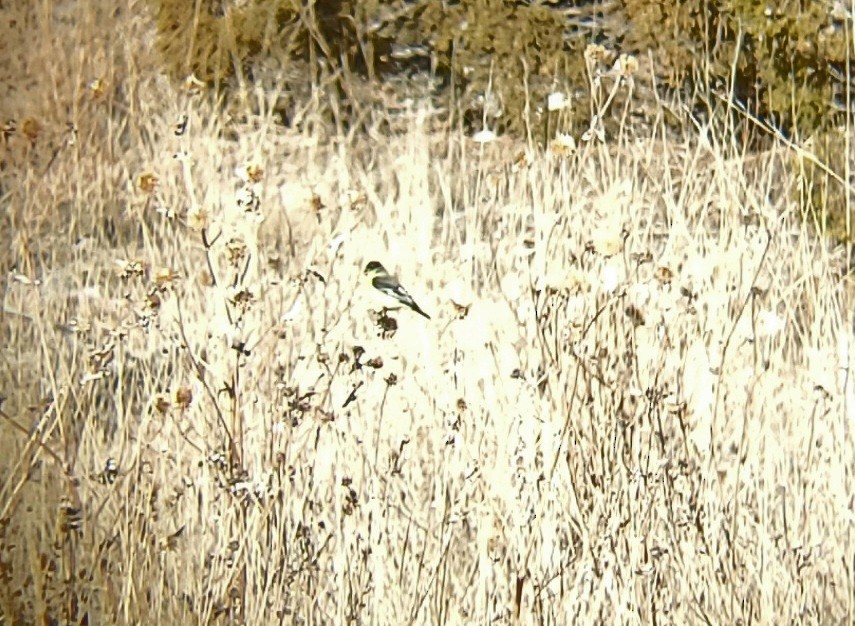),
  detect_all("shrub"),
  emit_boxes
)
[621,0,849,135]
